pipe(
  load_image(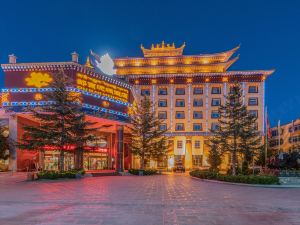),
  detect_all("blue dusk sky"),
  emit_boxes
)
[0,0,299,126]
